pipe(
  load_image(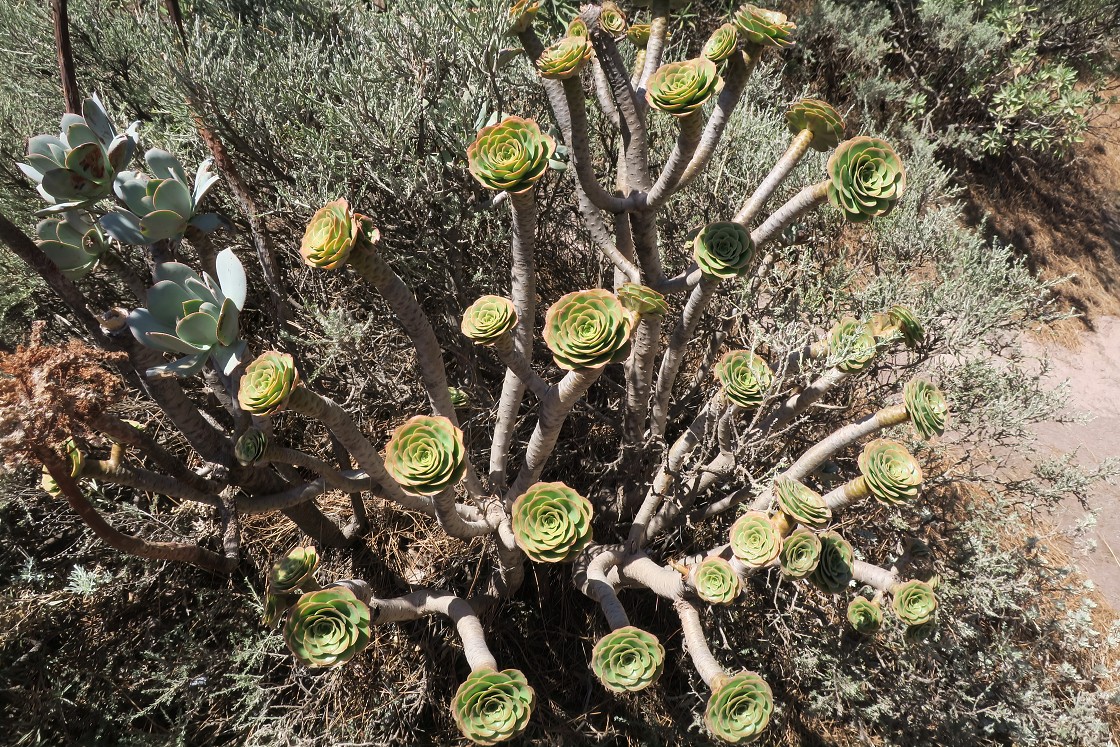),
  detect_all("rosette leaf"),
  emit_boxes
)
[507,0,540,34]
[703,23,739,63]
[627,23,651,47]
[511,481,593,562]
[827,317,877,373]
[694,221,756,279]
[732,5,796,47]
[543,289,635,370]
[300,199,362,270]
[785,98,845,151]
[590,626,665,693]
[616,283,668,316]
[269,546,321,593]
[774,477,831,529]
[448,387,470,409]
[779,528,821,578]
[714,350,773,408]
[537,36,592,80]
[282,587,371,668]
[238,351,299,416]
[904,378,948,440]
[104,150,223,243]
[235,428,269,466]
[691,557,742,605]
[645,58,720,117]
[35,211,107,280]
[452,667,535,745]
[461,295,518,344]
[826,137,906,223]
[599,1,628,36]
[383,415,467,496]
[891,579,938,626]
[705,671,774,744]
[808,531,853,593]
[467,116,555,193]
[876,304,925,347]
[40,437,84,497]
[729,512,782,567]
[857,438,922,506]
[846,596,883,634]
